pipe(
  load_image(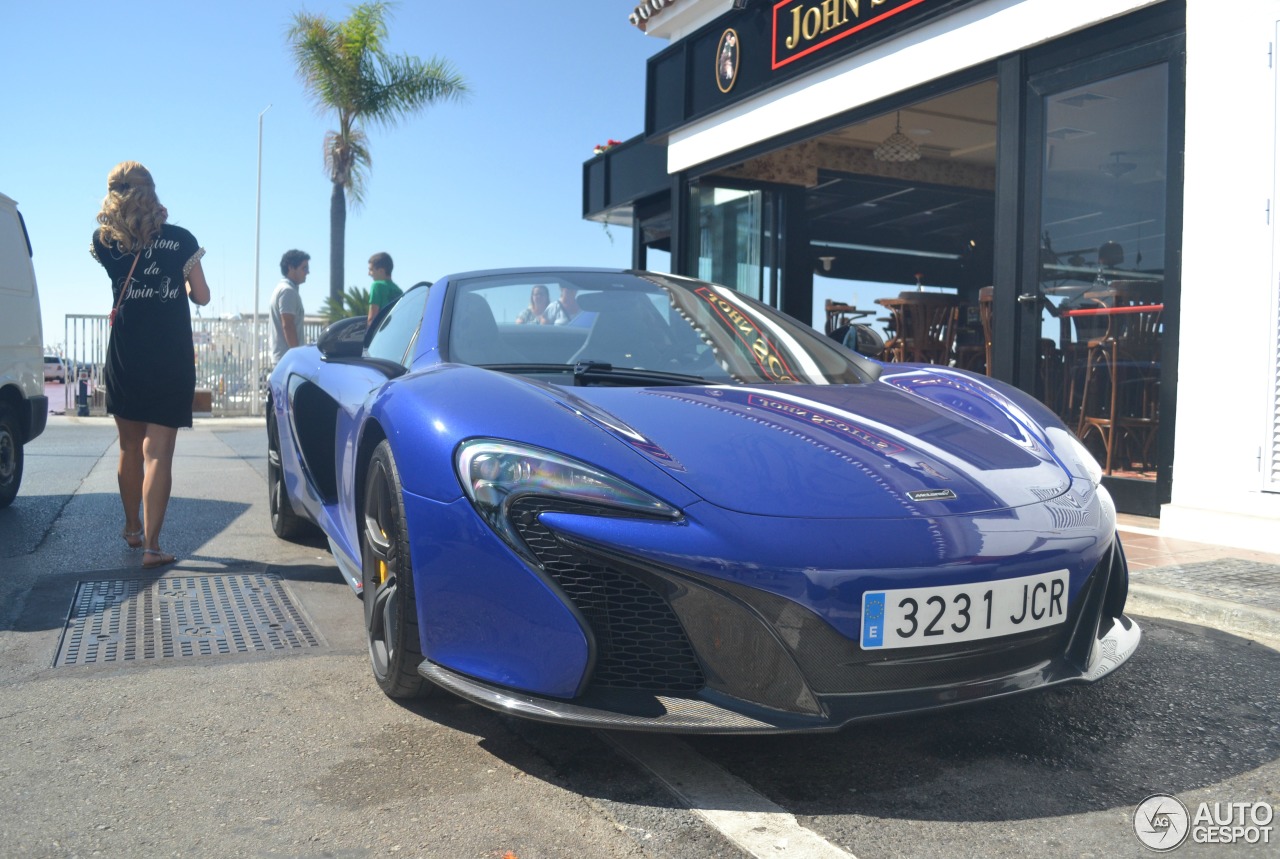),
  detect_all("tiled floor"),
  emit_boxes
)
[1117,513,1280,570]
